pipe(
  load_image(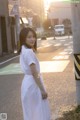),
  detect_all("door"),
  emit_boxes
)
[1,16,8,53]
